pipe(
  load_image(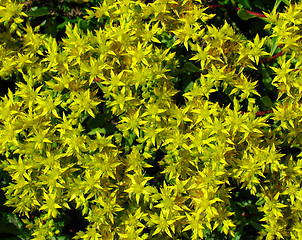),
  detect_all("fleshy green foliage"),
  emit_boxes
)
[8,0,96,42]
[0,0,302,239]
